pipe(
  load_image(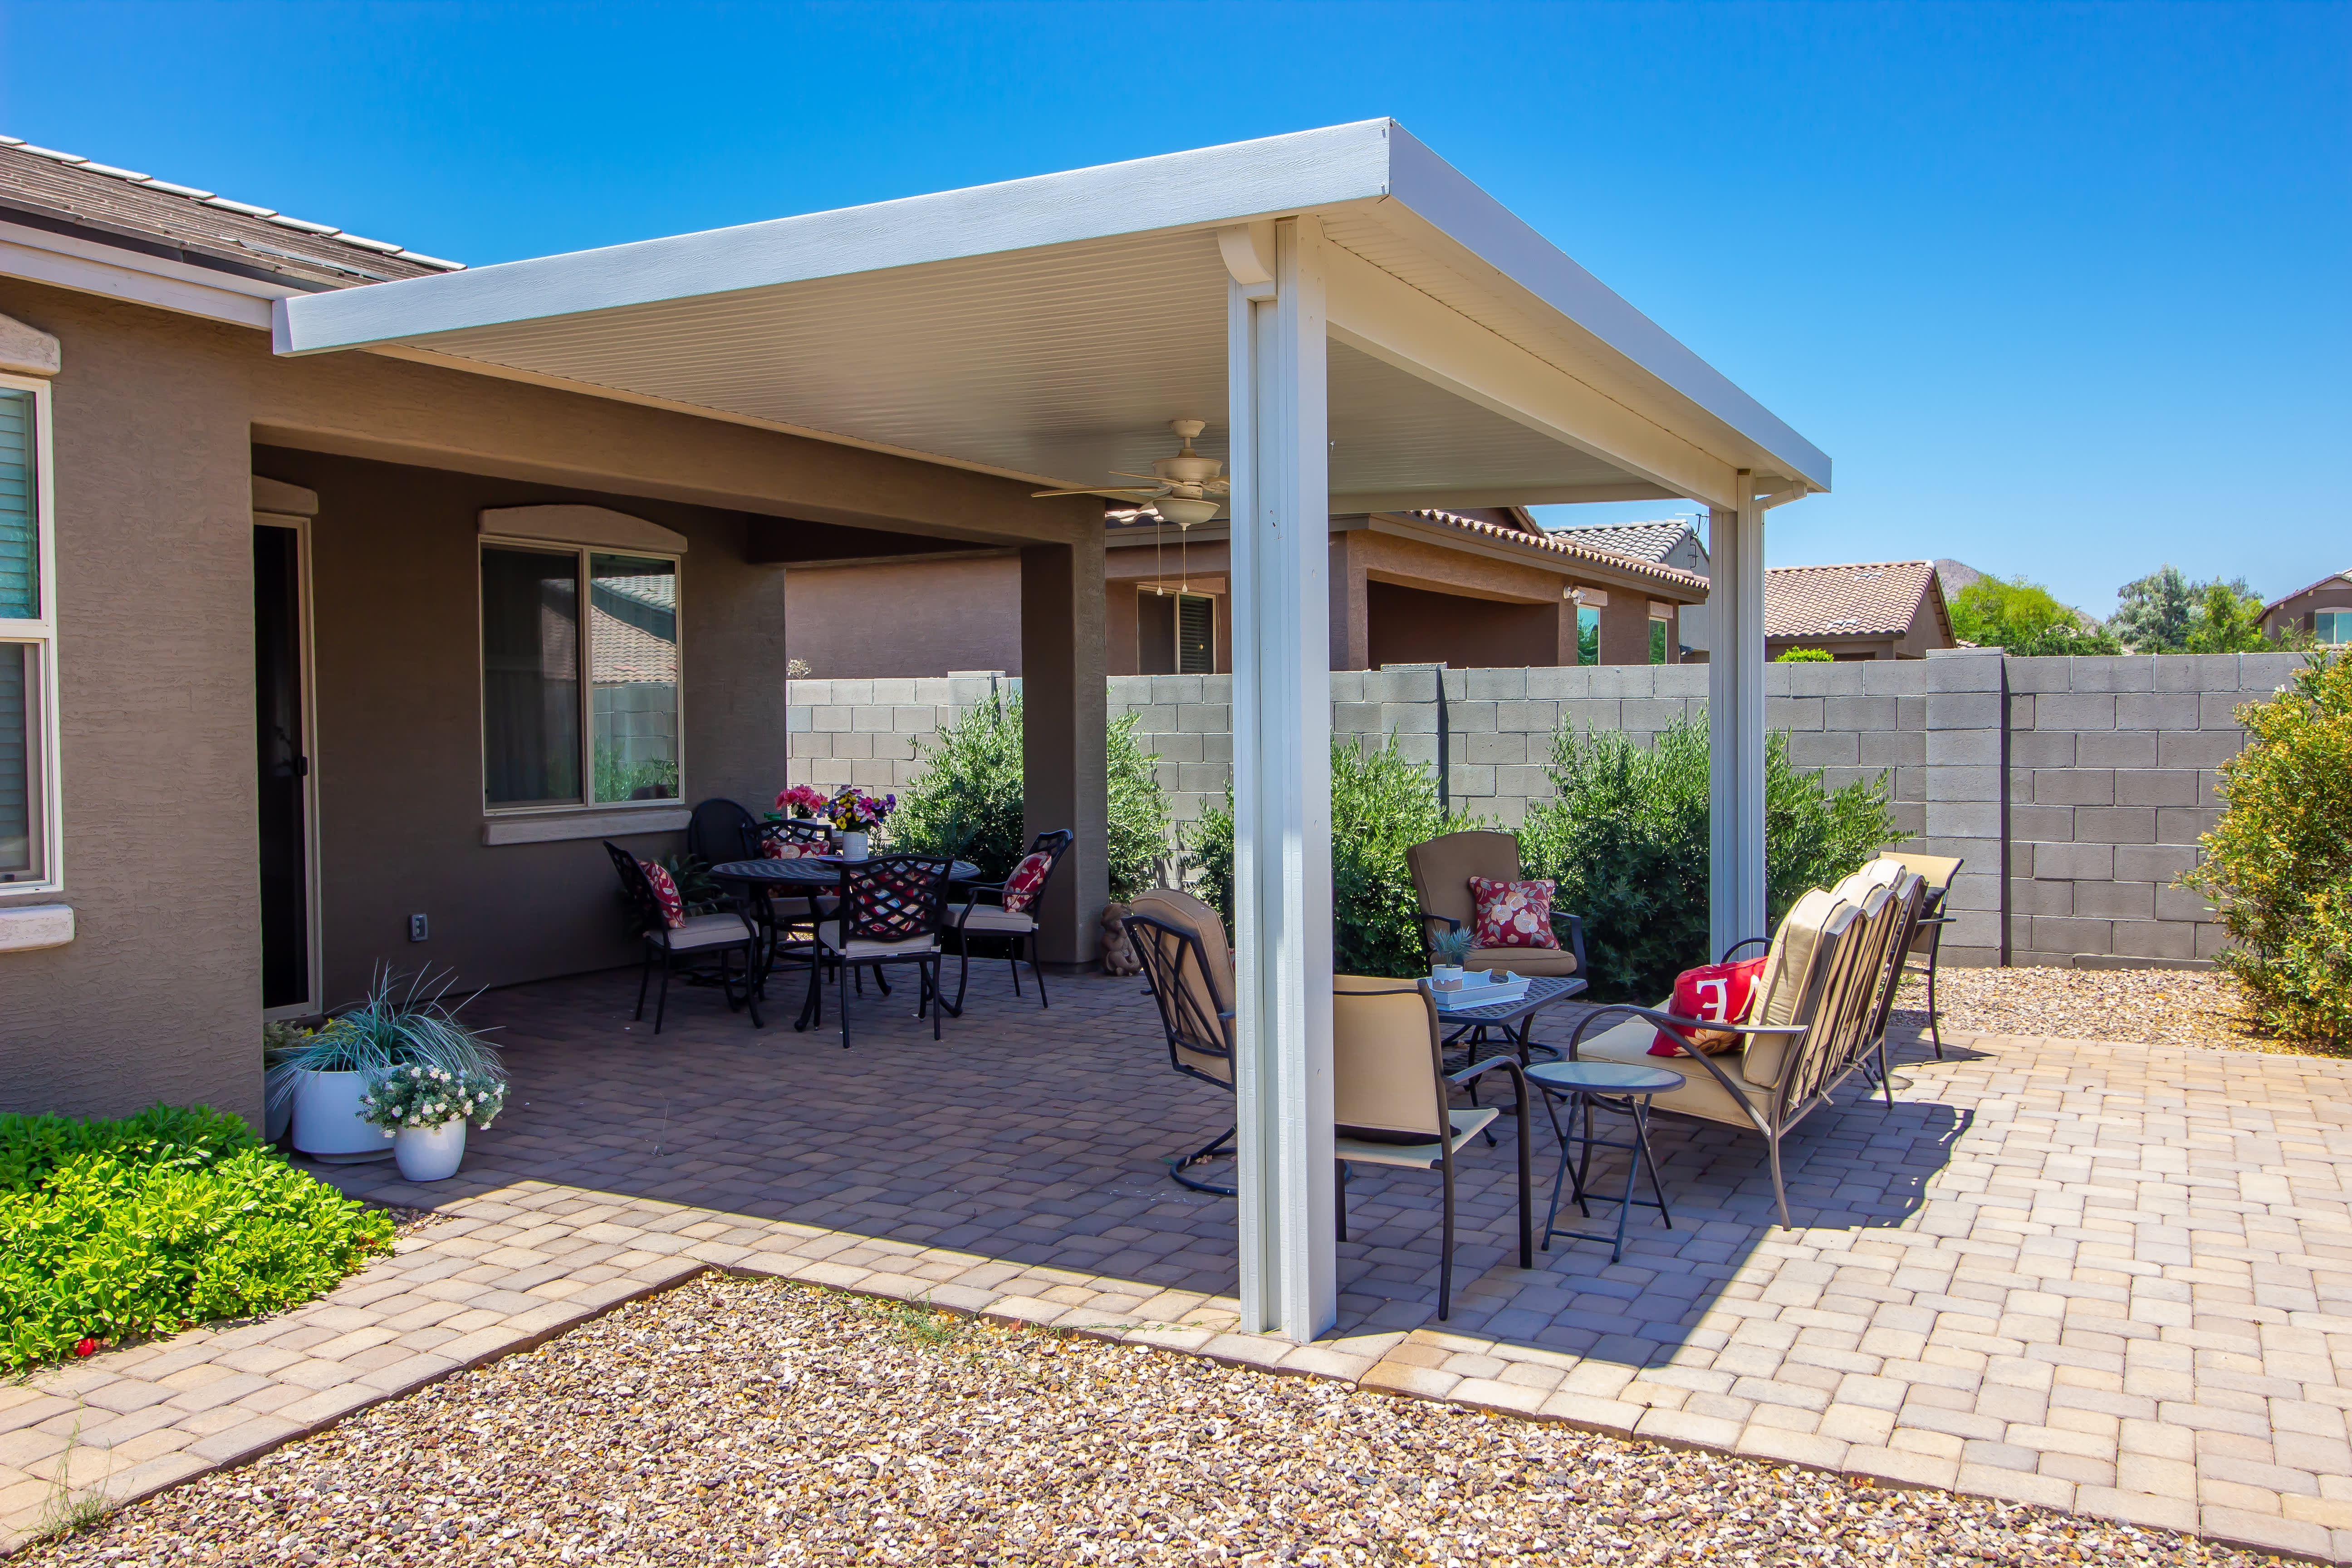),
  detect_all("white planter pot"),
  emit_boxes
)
[394,1121,468,1183]
[290,1070,393,1162]
[1430,965,1465,991]
[838,831,869,861]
